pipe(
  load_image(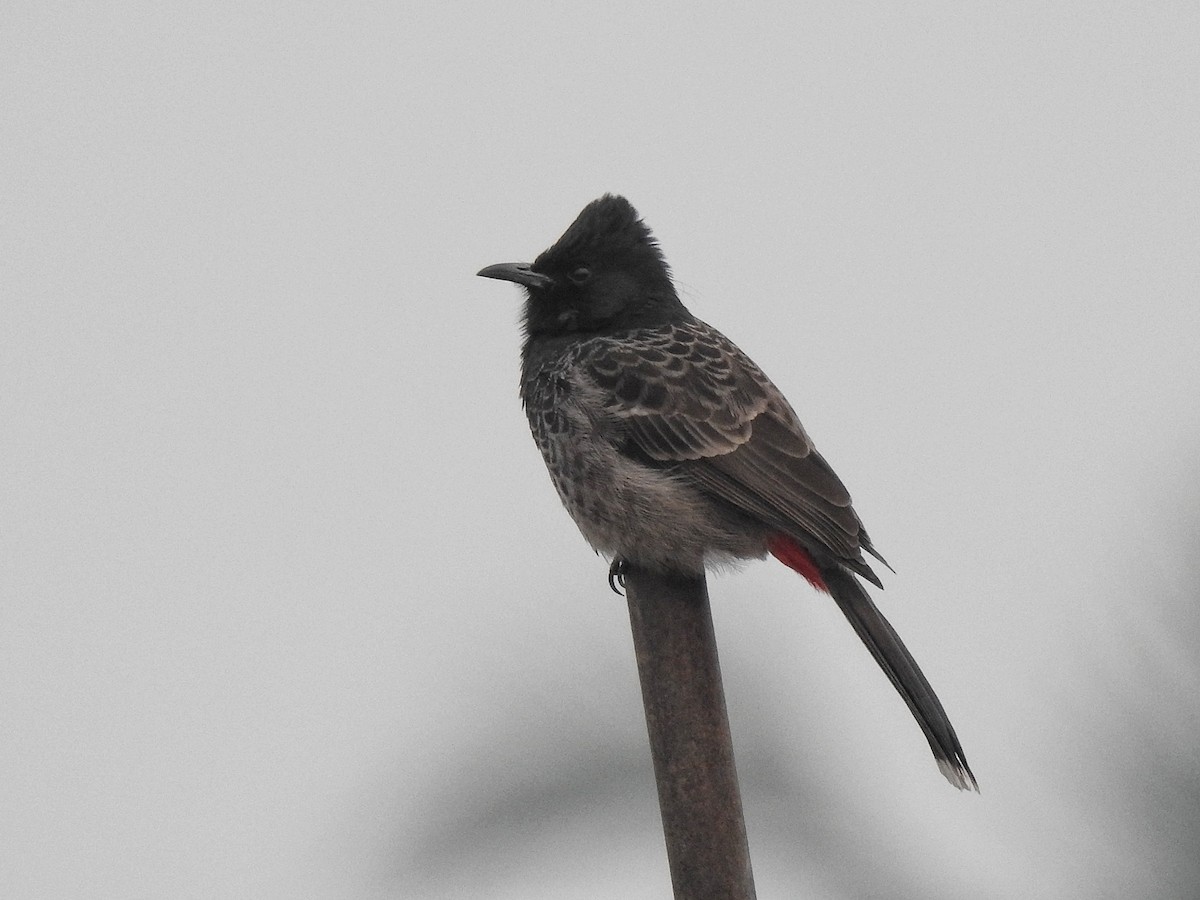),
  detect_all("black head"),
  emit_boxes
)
[477,195,686,338]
